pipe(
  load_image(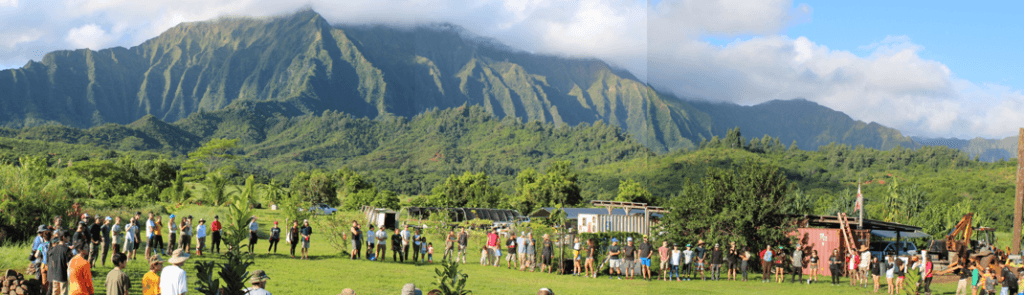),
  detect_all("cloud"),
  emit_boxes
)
[0,0,1020,139]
